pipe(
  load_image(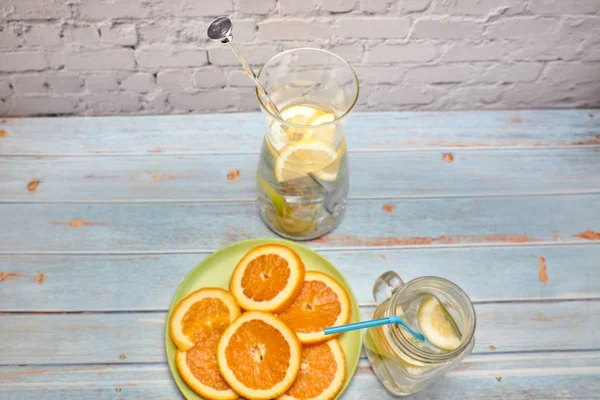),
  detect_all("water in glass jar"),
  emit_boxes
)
[256,102,349,240]
[364,291,465,395]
